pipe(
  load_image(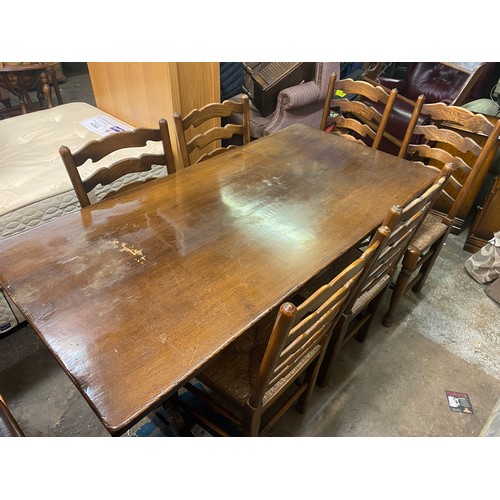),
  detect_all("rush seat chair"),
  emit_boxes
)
[296,166,453,387]
[175,237,382,436]
[383,102,500,326]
